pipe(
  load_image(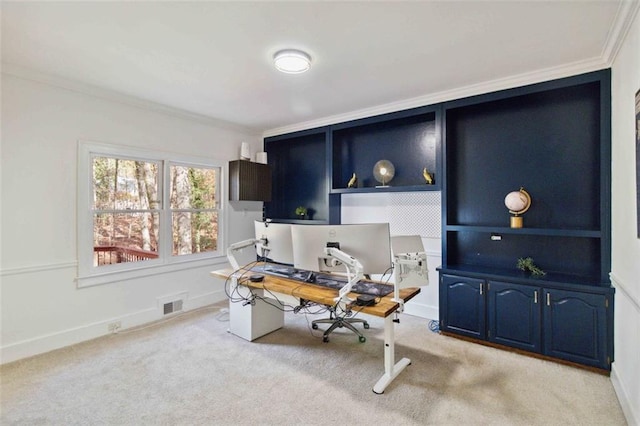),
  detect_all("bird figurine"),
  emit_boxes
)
[347,172,358,188]
[422,167,434,185]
